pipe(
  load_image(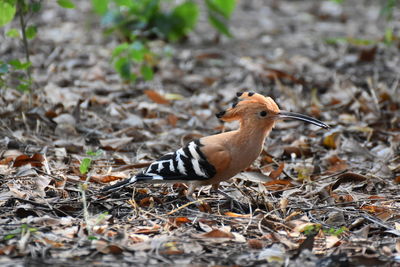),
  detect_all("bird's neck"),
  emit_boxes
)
[232,119,274,149]
[220,119,274,170]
